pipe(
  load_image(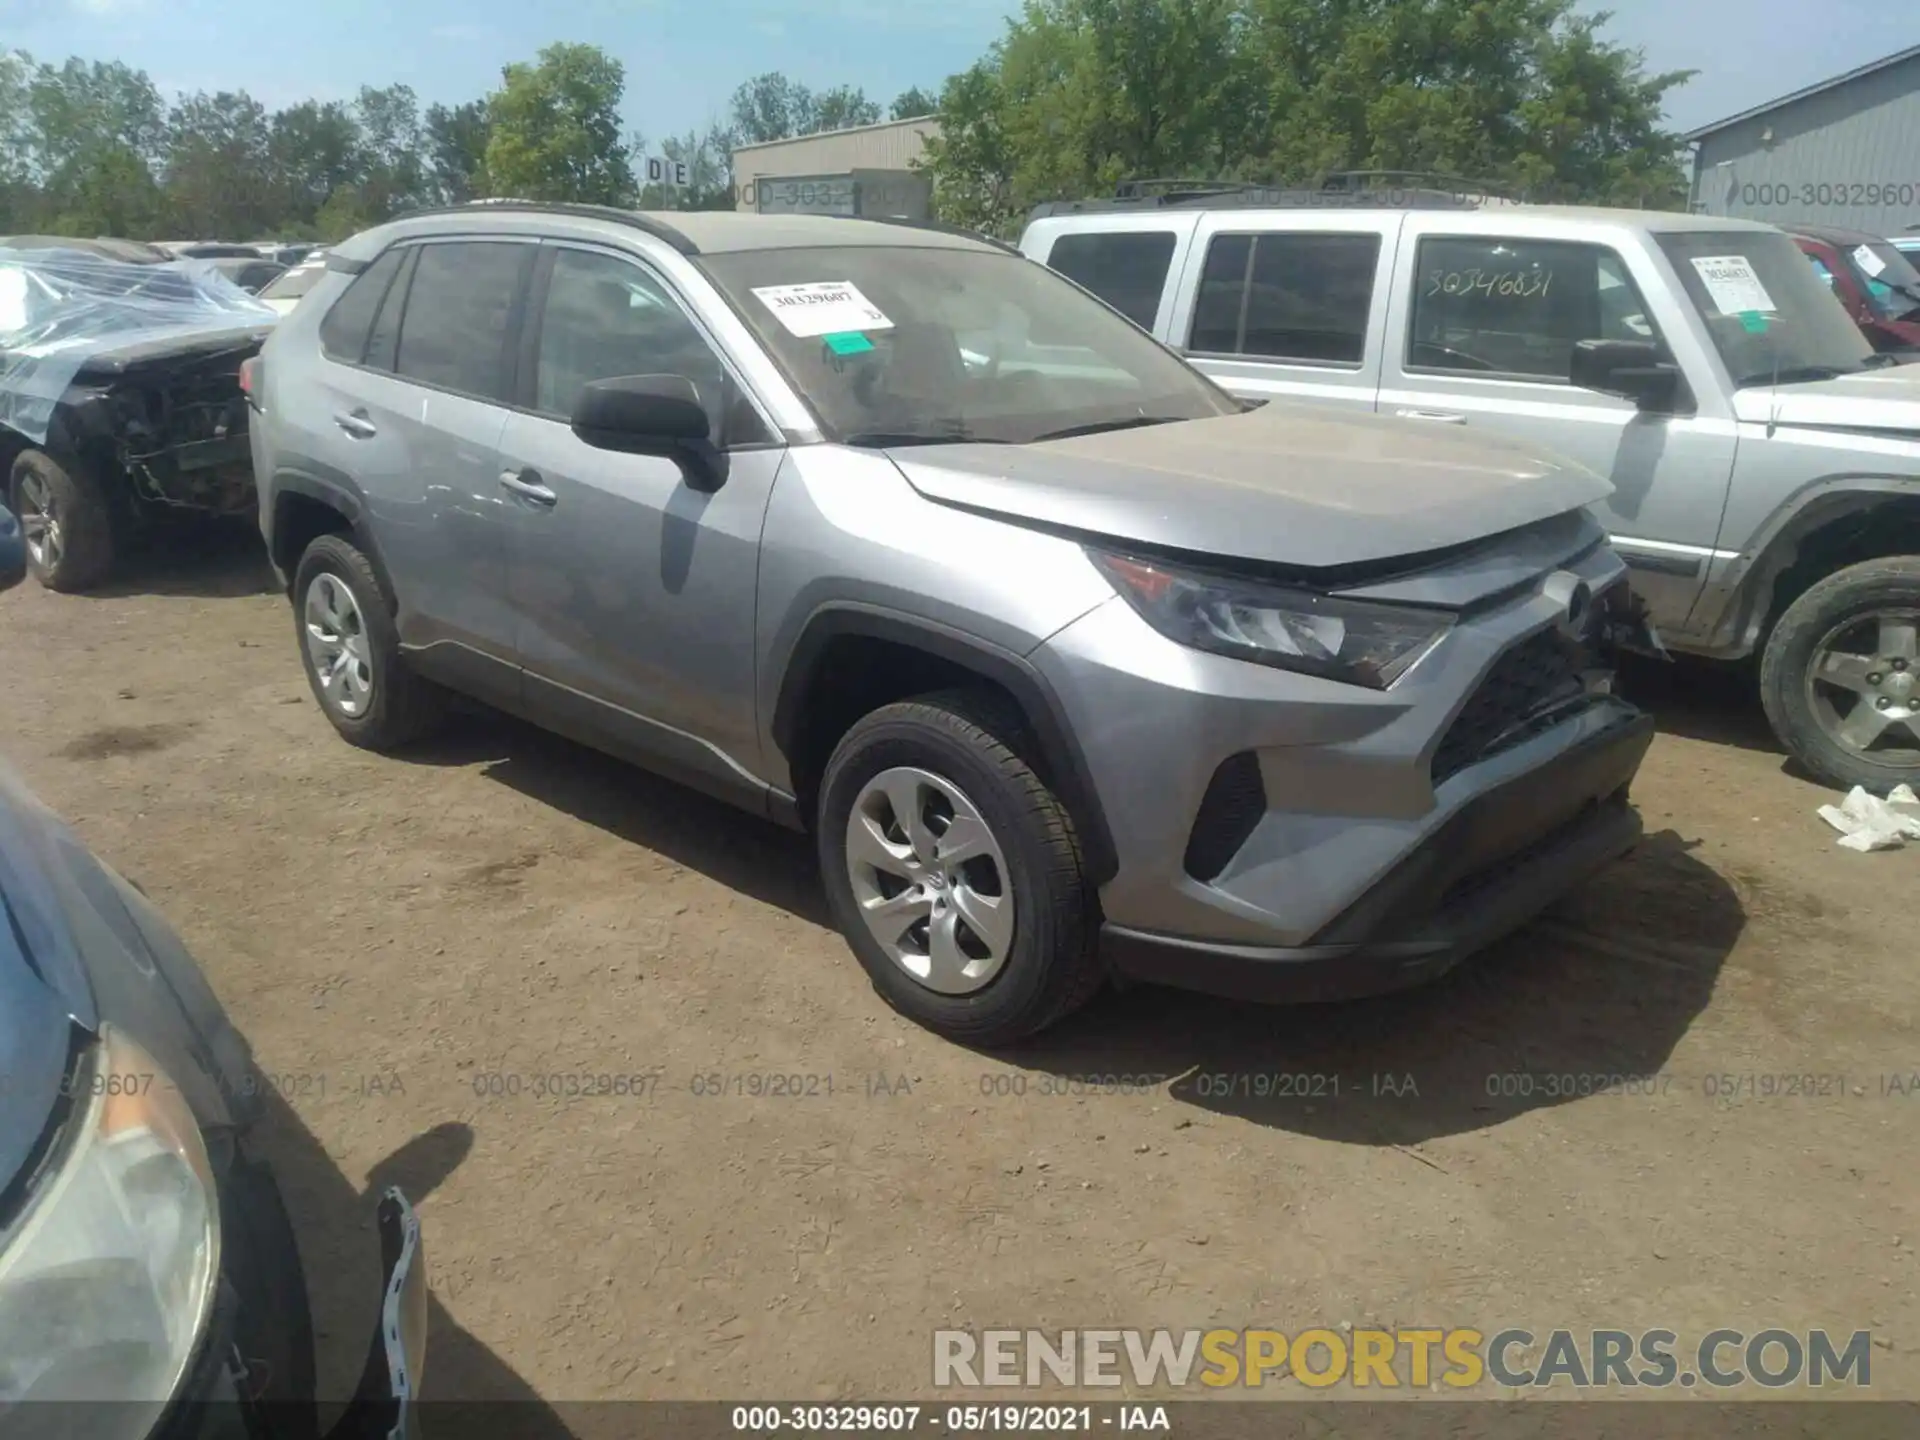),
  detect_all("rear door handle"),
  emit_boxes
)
[1394,408,1467,424]
[499,469,557,506]
[334,410,377,439]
